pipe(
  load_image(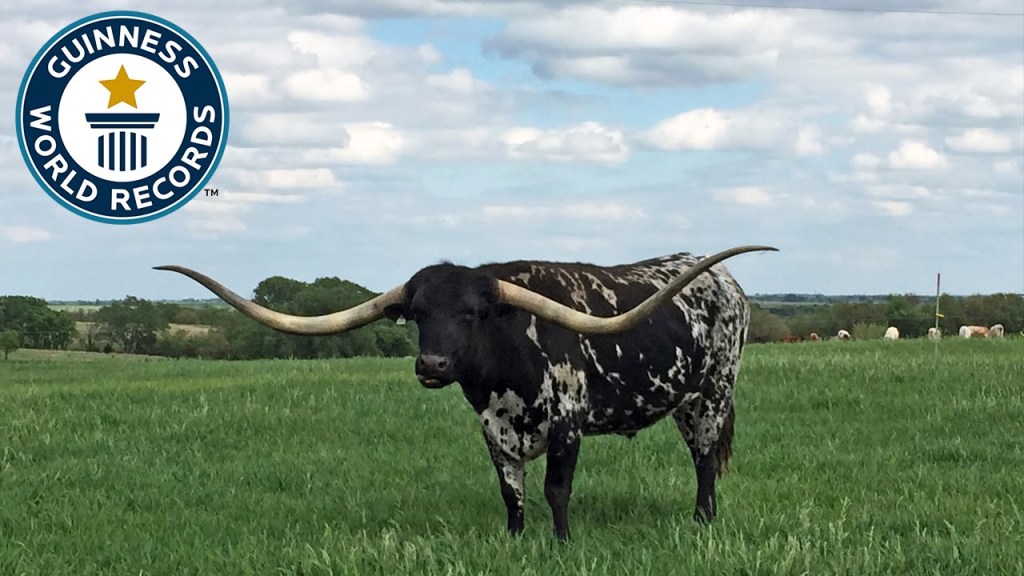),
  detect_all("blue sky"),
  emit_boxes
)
[1,1,1022,301]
